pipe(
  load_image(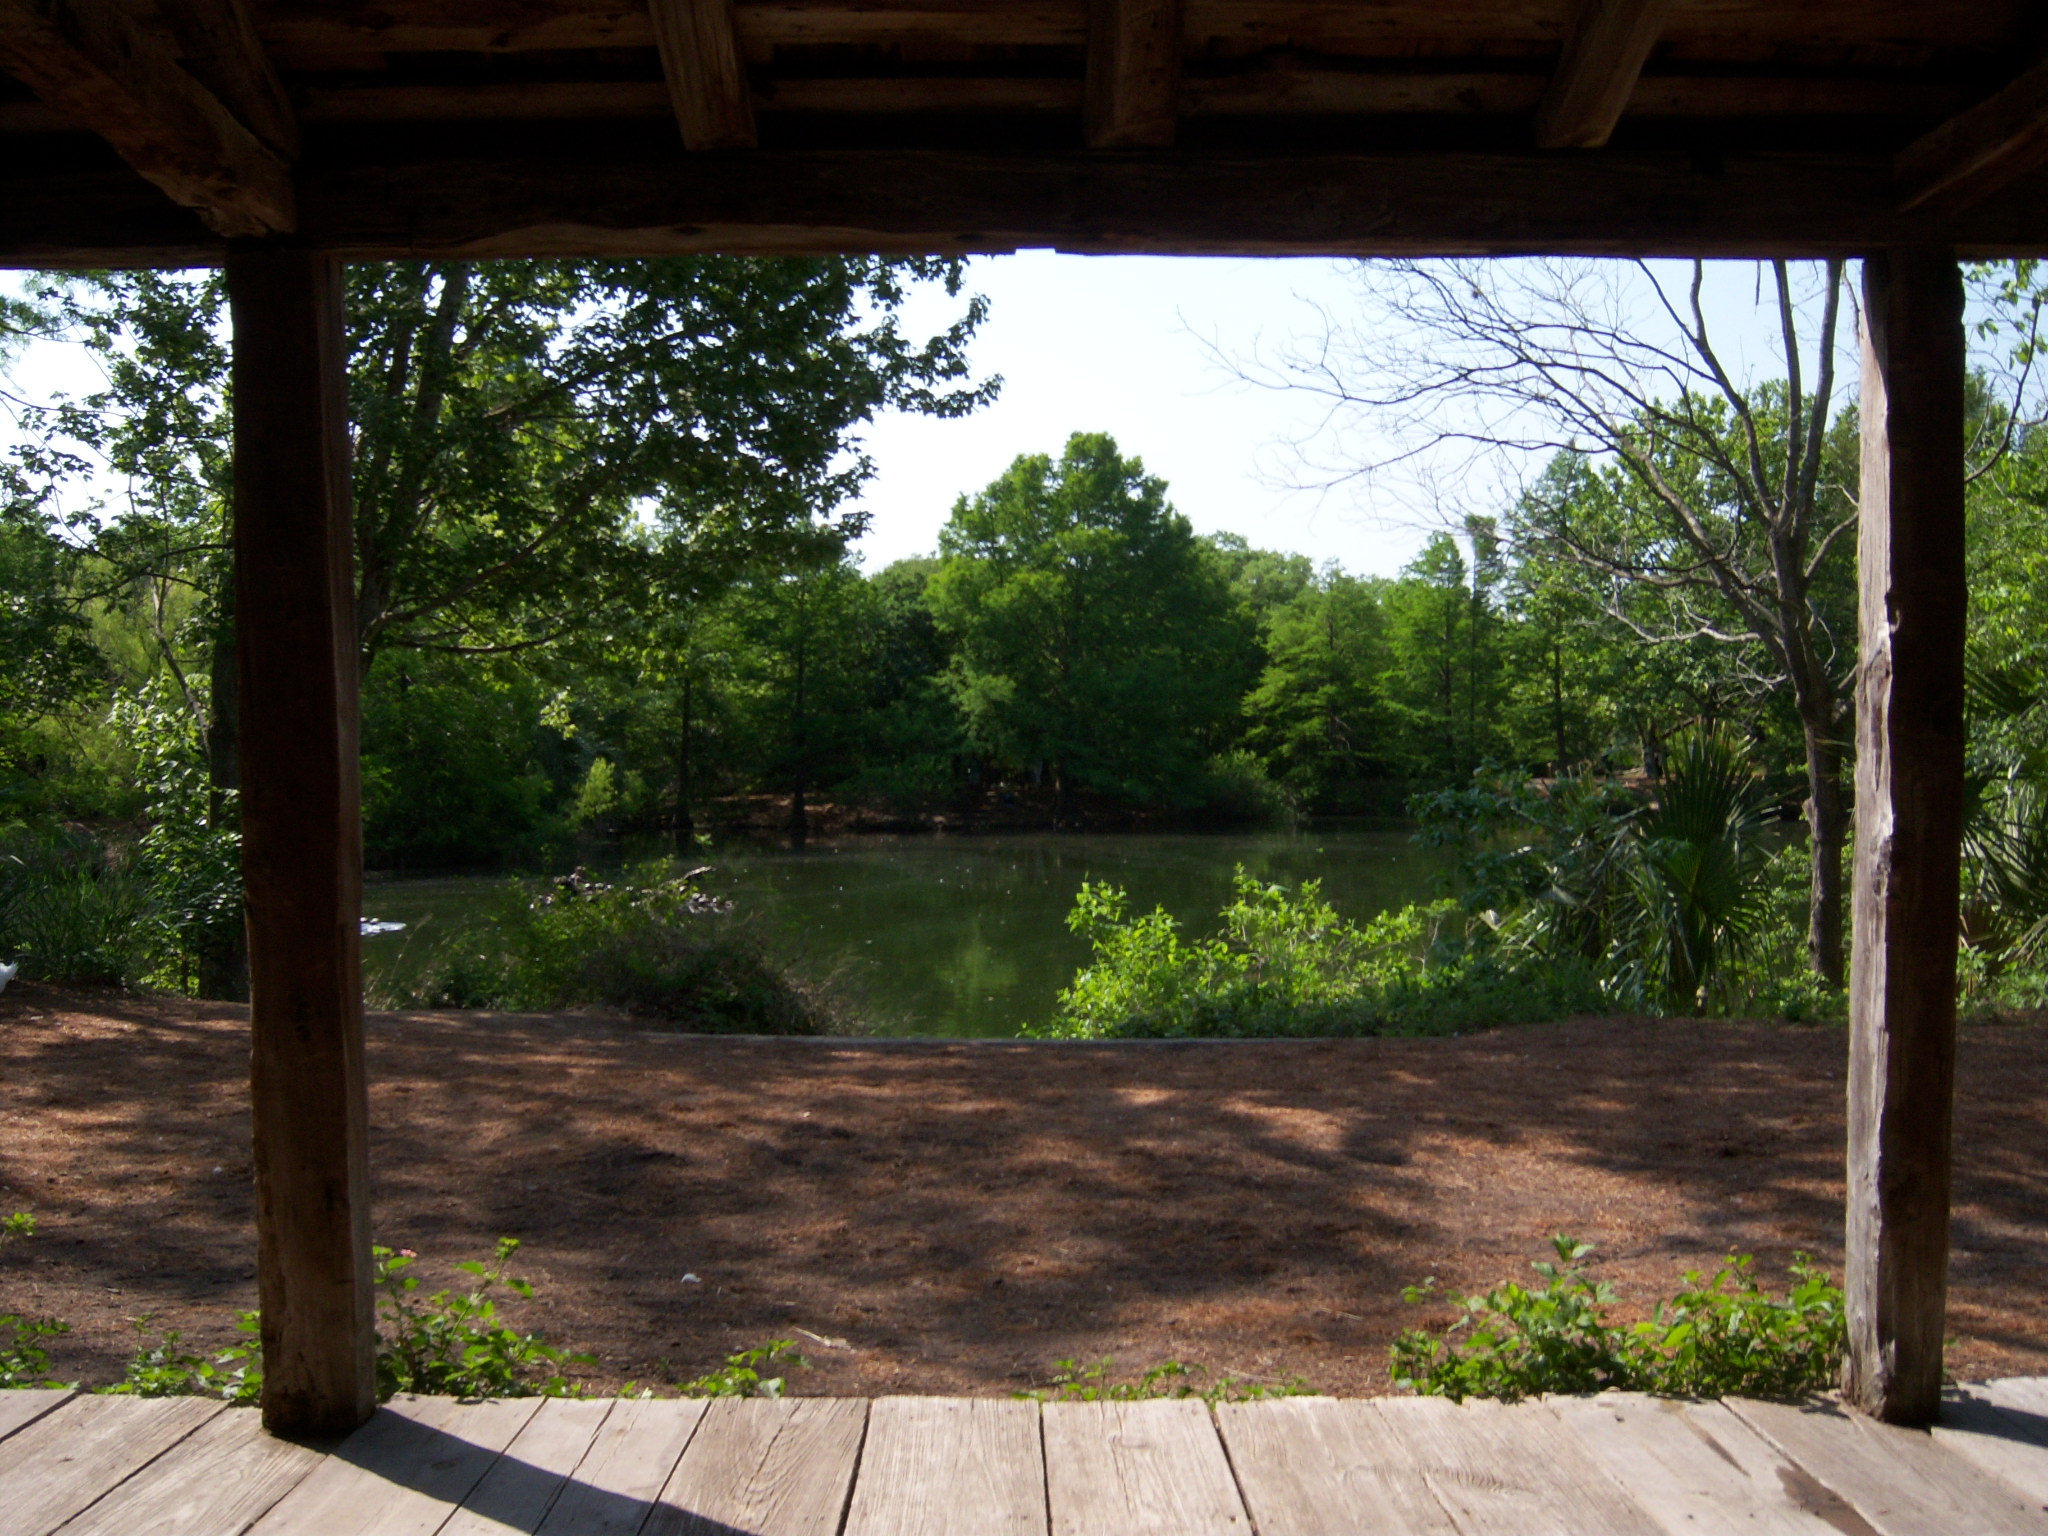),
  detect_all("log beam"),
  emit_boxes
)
[1085,0,1183,148]
[0,0,292,233]
[649,0,755,149]
[1534,0,1673,149]
[1897,56,2048,214]
[152,0,298,158]
[1845,247,1967,1427]
[228,246,376,1439]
